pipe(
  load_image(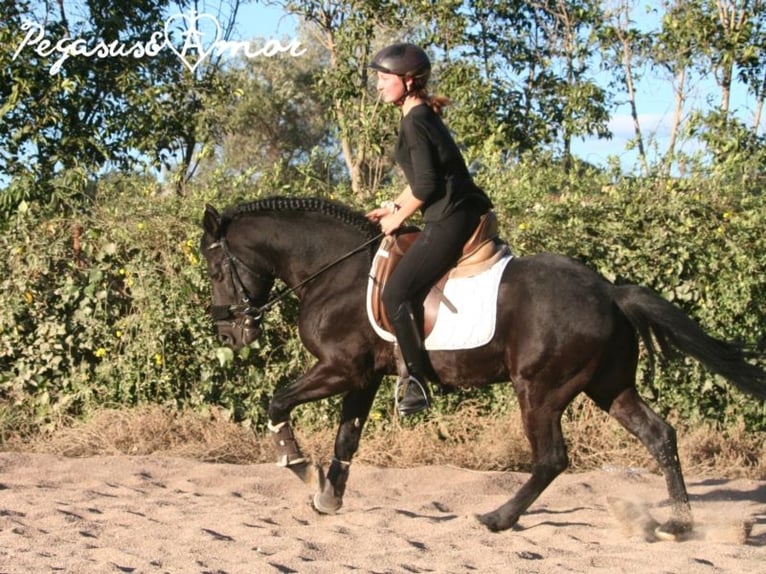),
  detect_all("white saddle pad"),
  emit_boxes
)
[366,252,513,351]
